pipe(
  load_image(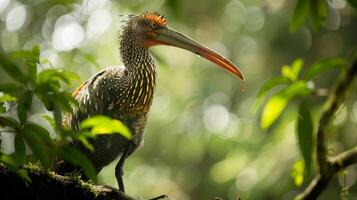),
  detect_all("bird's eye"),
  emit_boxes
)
[150,22,158,29]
